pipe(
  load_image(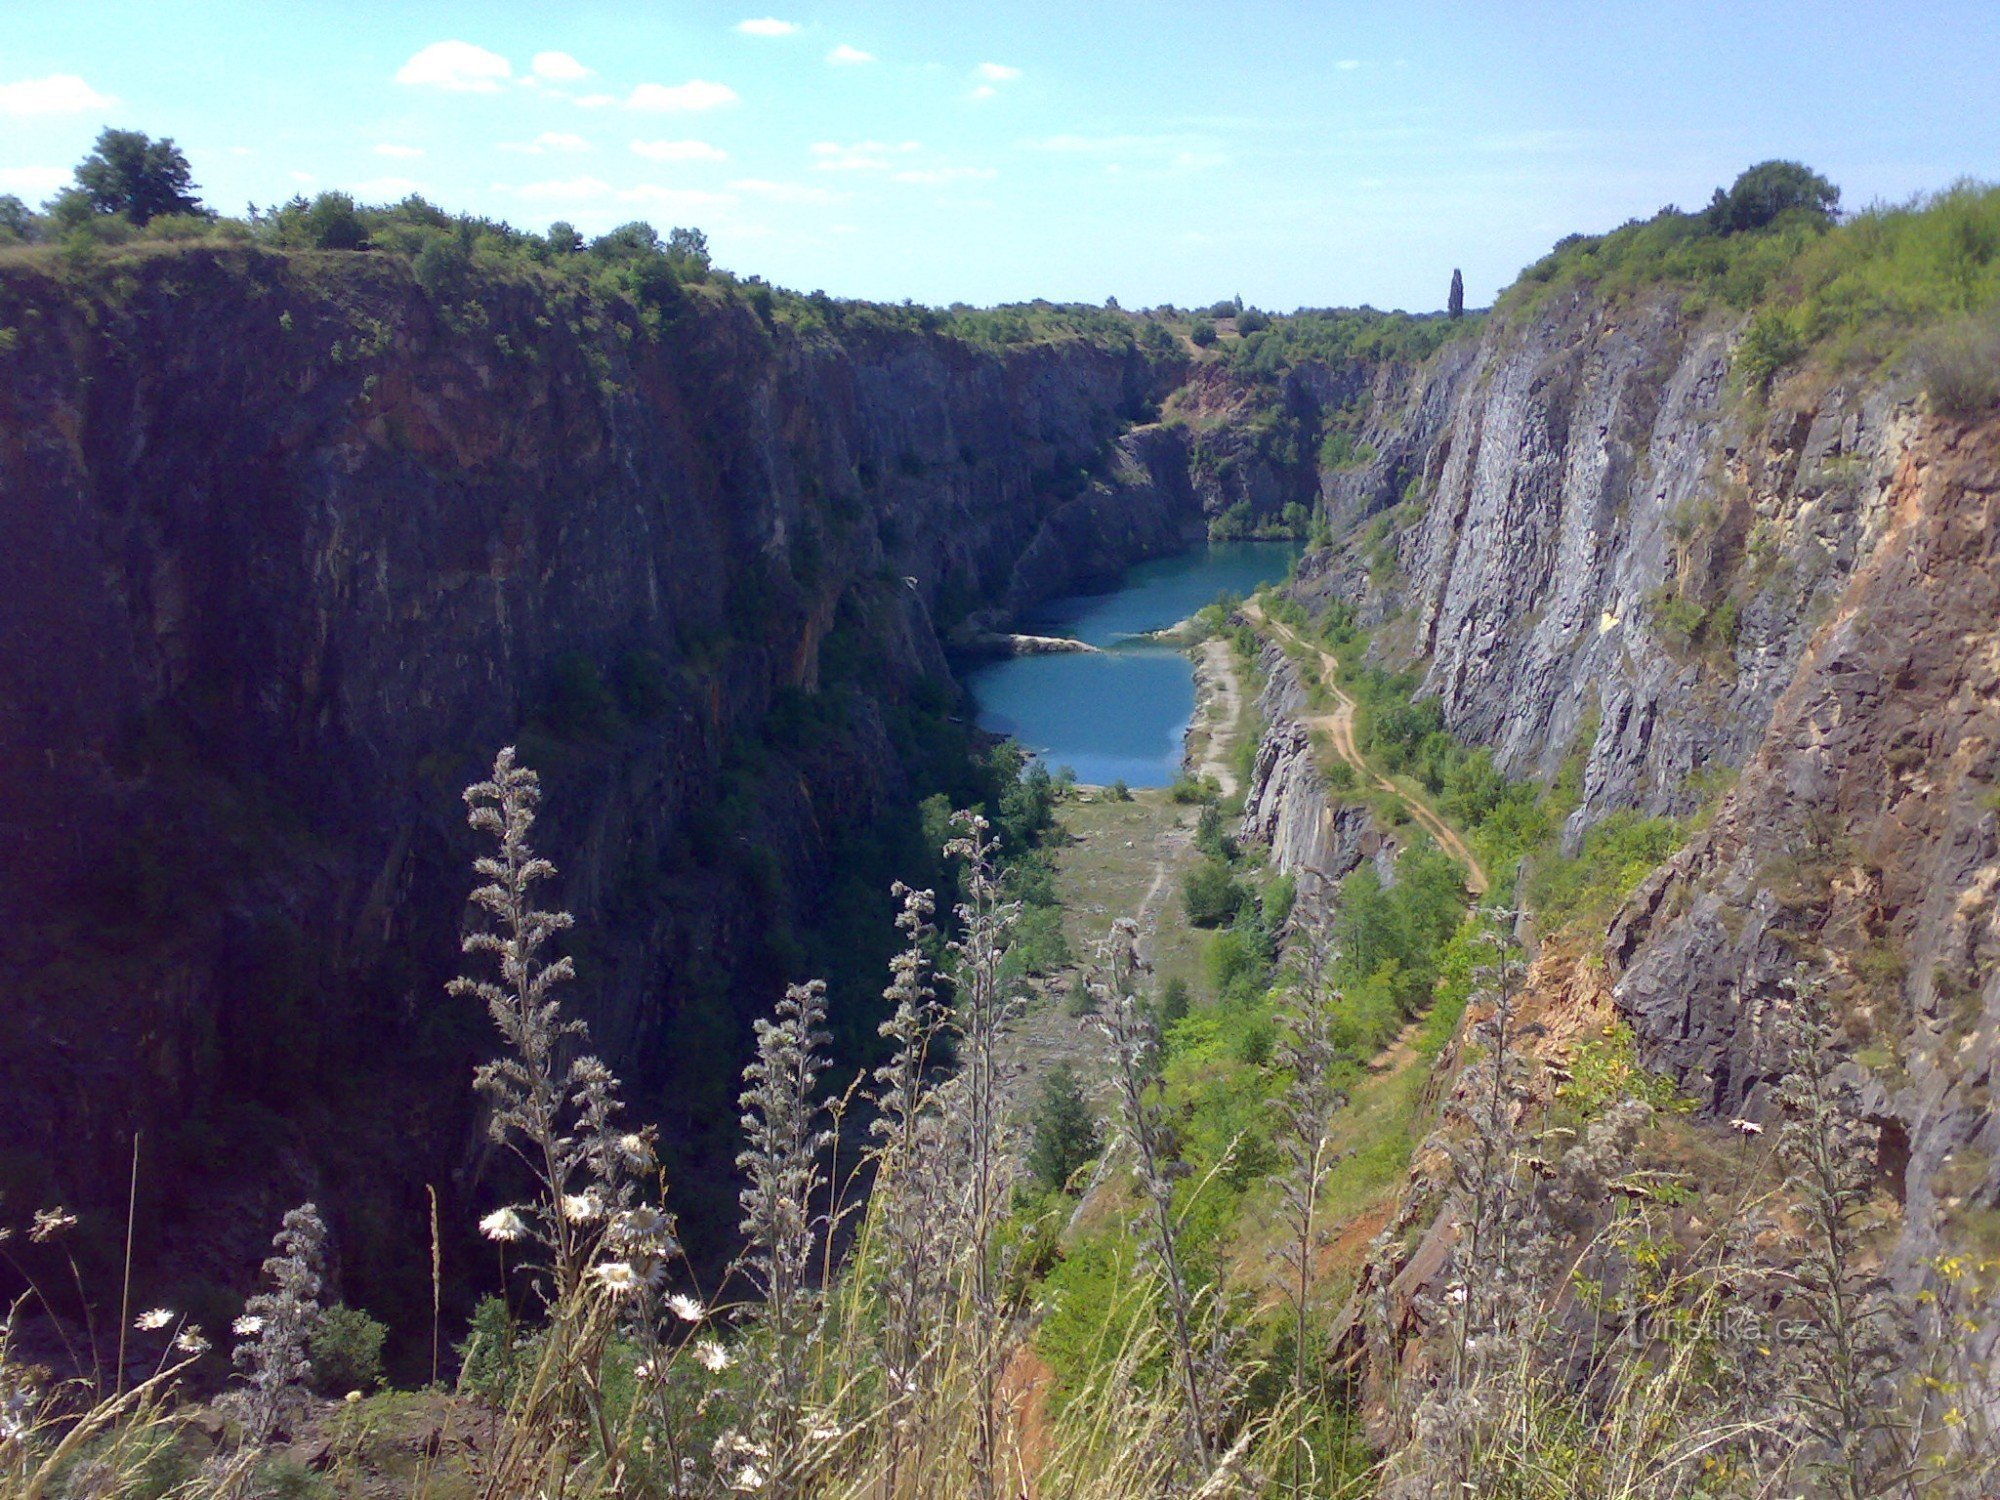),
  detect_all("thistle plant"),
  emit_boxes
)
[451,747,657,1300]
[1272,898,1348,1484]
[227,1201,328,1447]
[1769,965,1907,1499]
[943,811,1023,1500]
[734,978,834,1497]
[1094,918,1214,1481]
